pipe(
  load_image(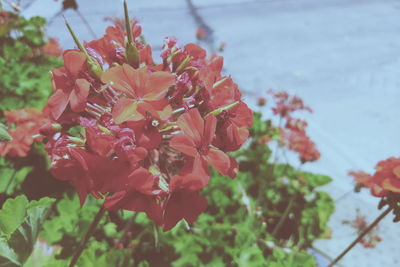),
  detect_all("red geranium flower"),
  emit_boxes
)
[213,102,253,152]
[170,108,237,177]
[40,7,252,230]
[48,50,91,120]
[0,108,48,157]
[370,157,400,196]
[101,64,175,123]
